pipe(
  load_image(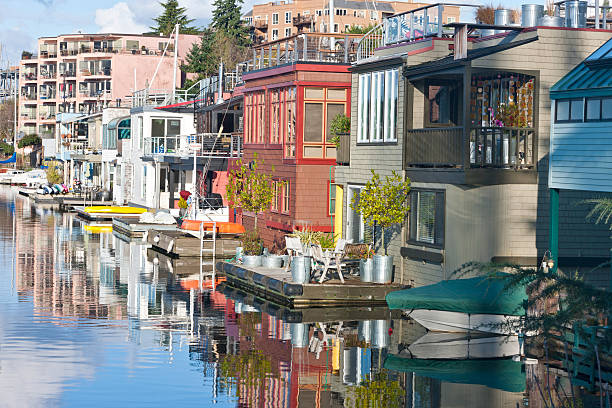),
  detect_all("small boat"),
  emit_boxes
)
[84,206,147,214]
[384,354,525,393]
[84,224,113,233]
[404,332,521,360]
[386,274,525,335]
[180,276,226,290]
[180,219,245,234]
